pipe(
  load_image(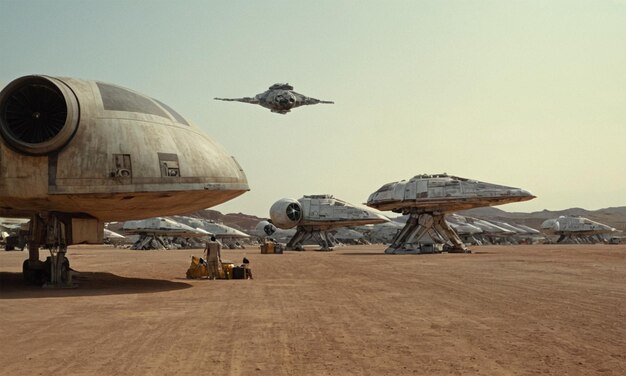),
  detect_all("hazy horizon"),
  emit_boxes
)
[1,1,624,218]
